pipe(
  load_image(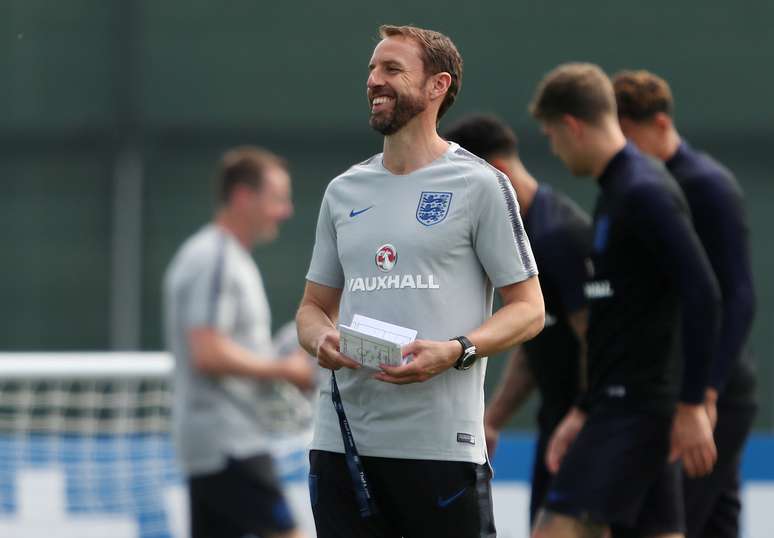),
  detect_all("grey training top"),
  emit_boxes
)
[306,142,538,464]
[164,224,291,475]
